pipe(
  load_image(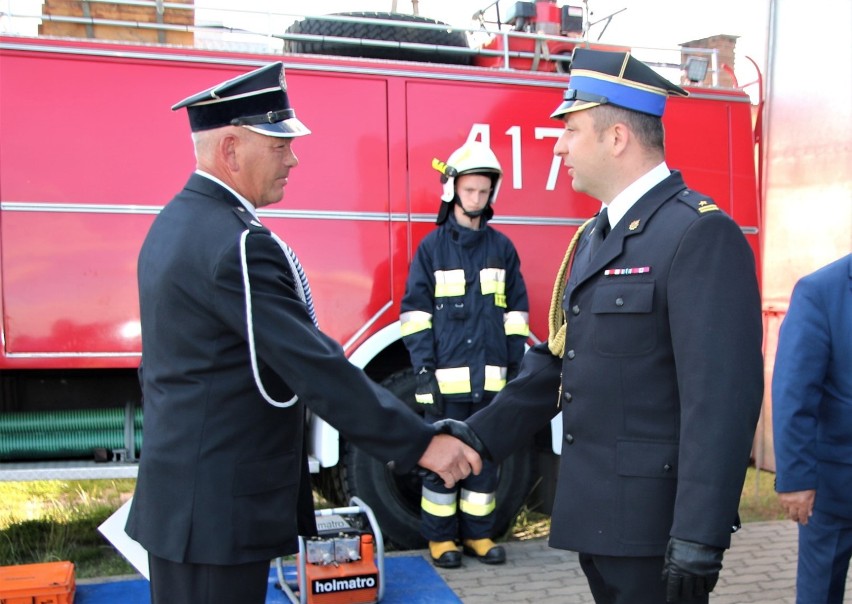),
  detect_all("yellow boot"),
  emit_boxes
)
[462,538,506,565]
[429,540,462,568]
